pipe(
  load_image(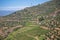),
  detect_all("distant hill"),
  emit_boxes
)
[0,10,15,16]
